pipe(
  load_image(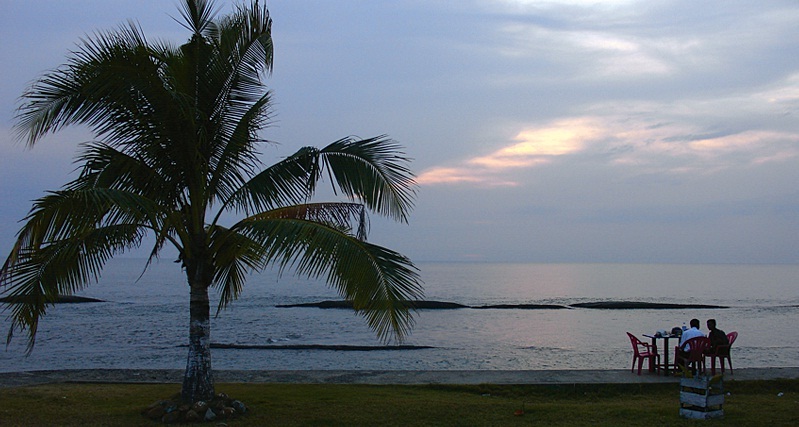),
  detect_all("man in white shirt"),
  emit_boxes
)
[675,318,705,372]
[680,319,705,348]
